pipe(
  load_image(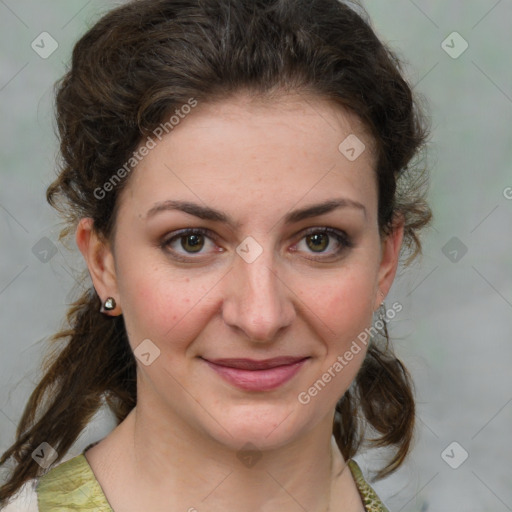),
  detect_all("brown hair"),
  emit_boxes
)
[0,0,431,503]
